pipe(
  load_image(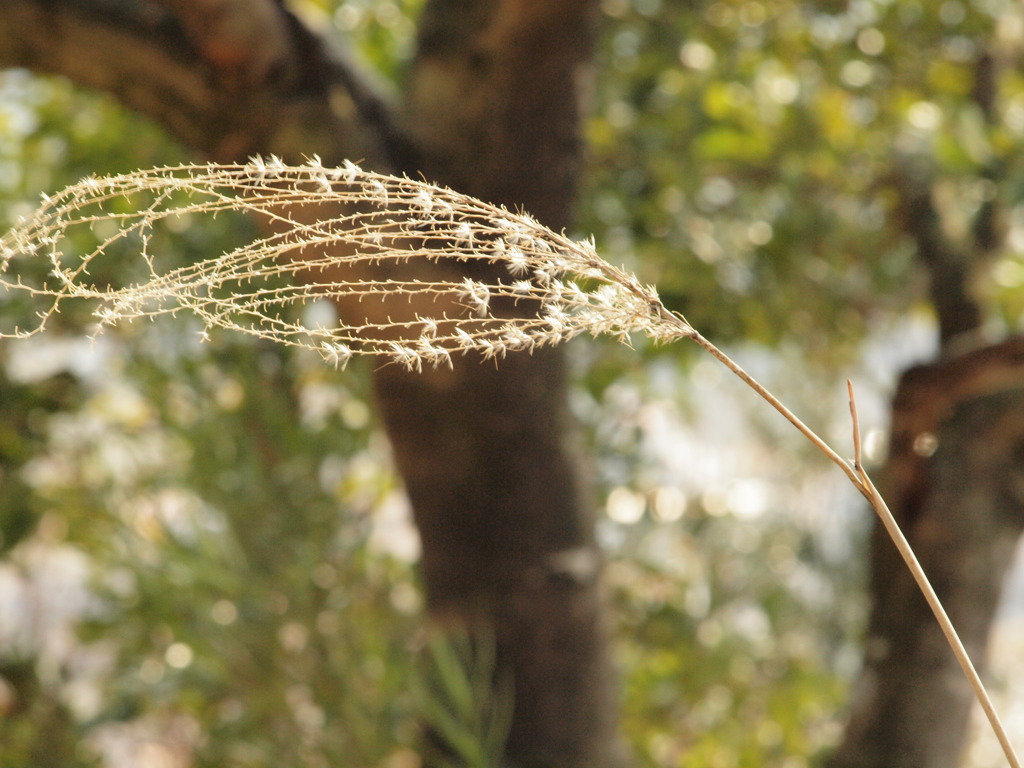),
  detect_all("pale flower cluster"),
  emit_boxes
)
[0,158,693,371]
